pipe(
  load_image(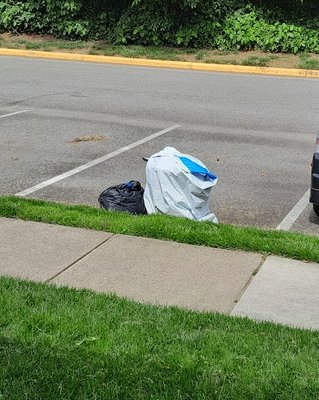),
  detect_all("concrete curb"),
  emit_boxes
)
[1,47,319,78]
